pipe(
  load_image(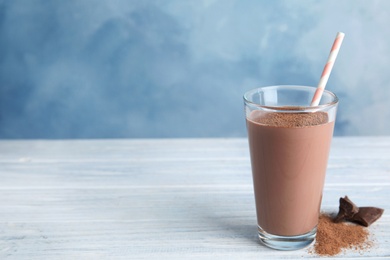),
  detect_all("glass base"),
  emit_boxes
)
[258,226,316,251]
